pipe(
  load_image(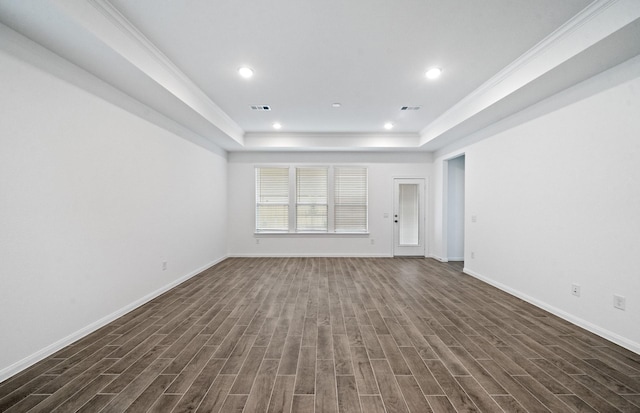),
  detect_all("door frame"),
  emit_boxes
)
[442,153,465,262]
[393,177,427,257]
